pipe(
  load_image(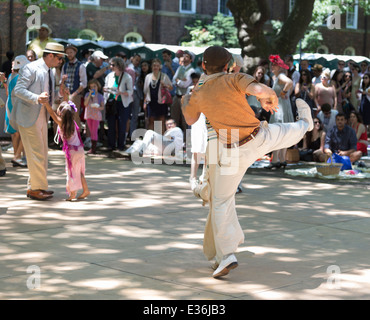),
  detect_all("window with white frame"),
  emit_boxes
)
[26,28,38,45]
[346,0,358,29]
[344,46,356,56]
[317,45,329,54]
[219,0,231,15]
[180,0,196,14]
[80,0,99,5]
[127,0,144,10]
[124,32,142,43]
